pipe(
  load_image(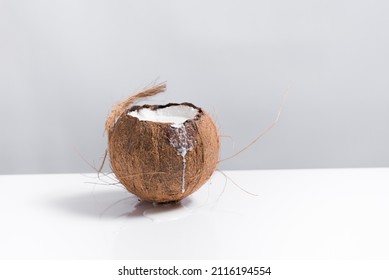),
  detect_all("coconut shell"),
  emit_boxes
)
[106,86,219,203]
